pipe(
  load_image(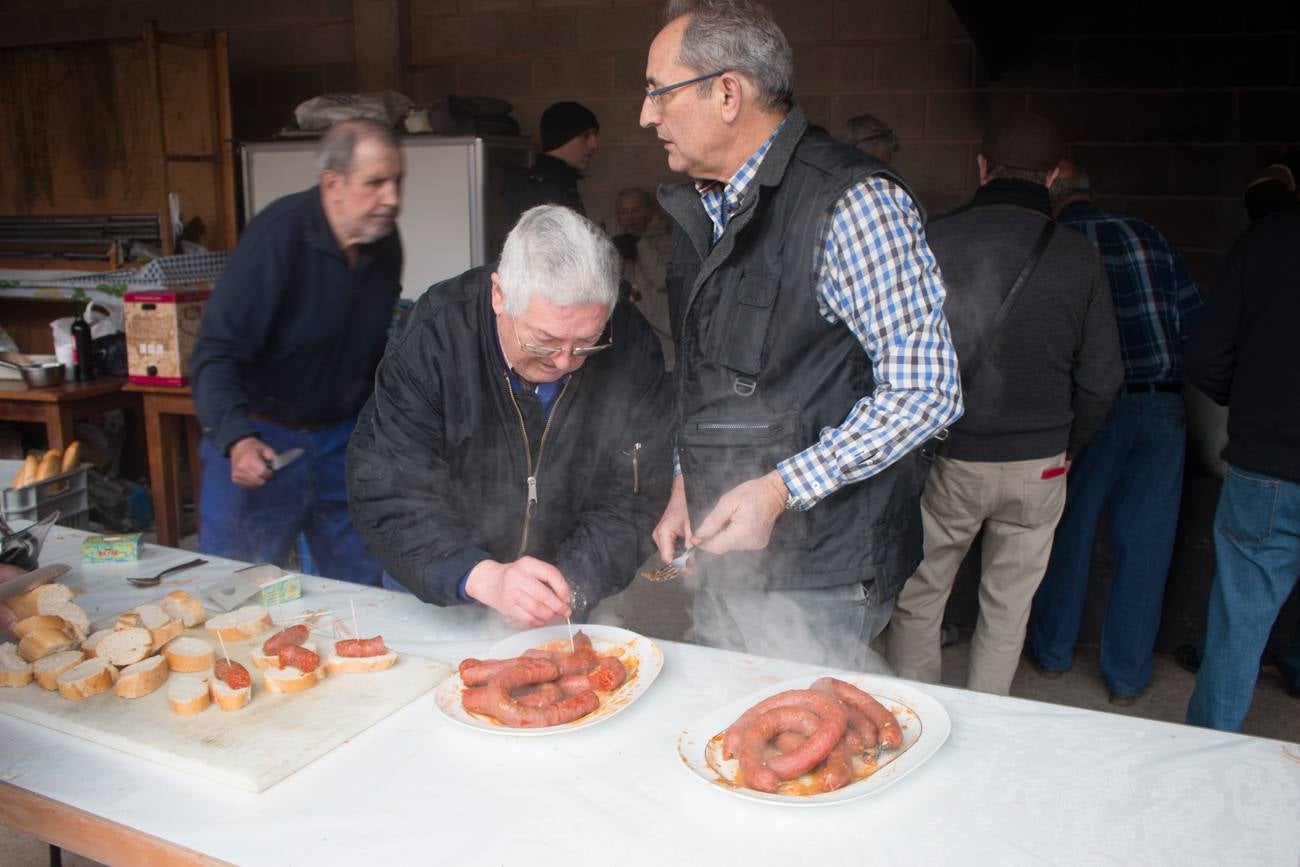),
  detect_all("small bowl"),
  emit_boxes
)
[0,358,65,388]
